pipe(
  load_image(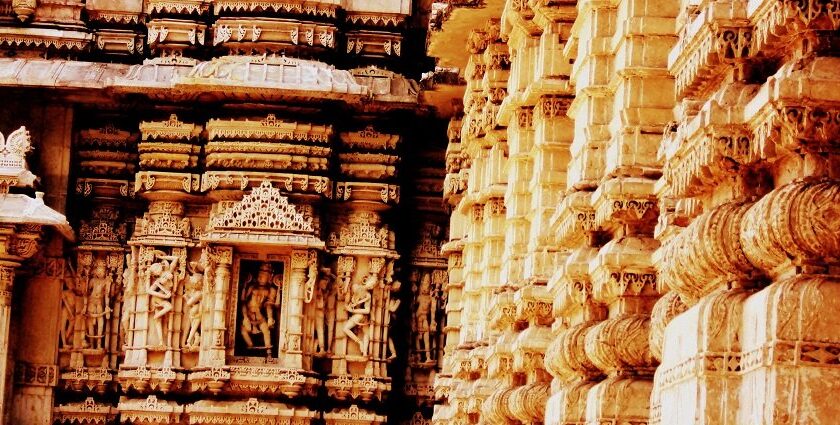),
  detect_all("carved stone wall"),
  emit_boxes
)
[430,0,840,424]
[6,0,840,423]
[24,108,447,424]
[0,0,450,420]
